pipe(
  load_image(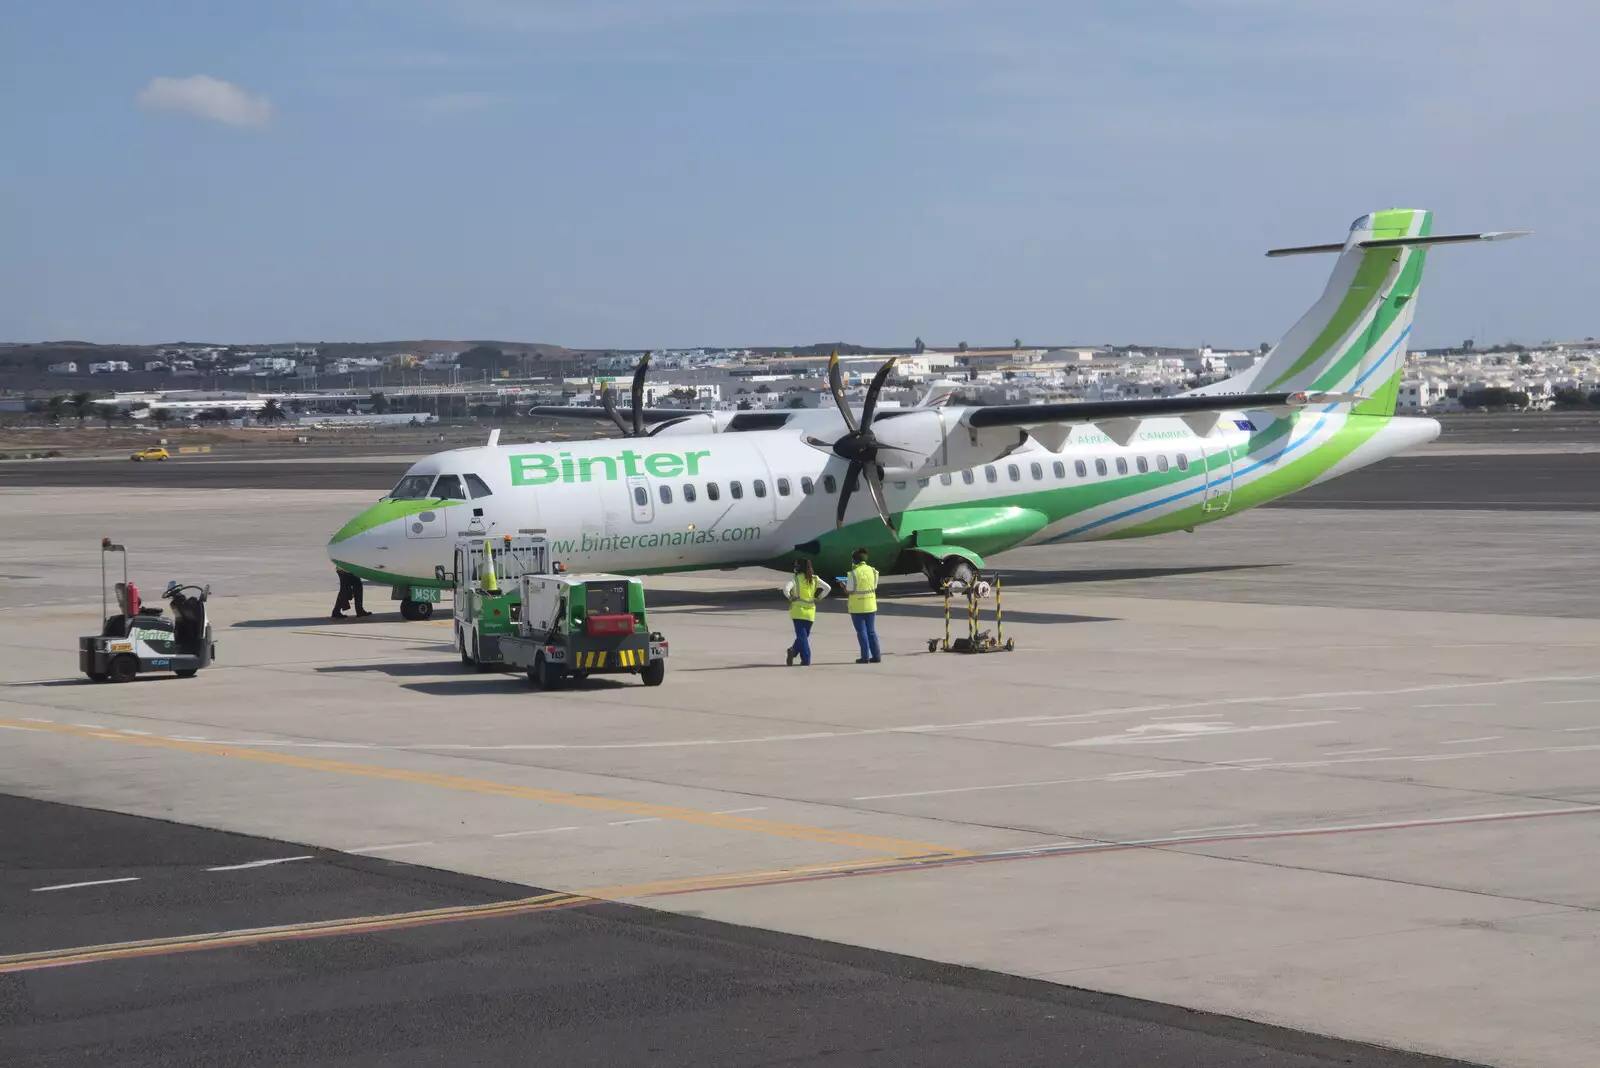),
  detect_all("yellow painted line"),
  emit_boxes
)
[0,719,961,857]
[0,852,939,975]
